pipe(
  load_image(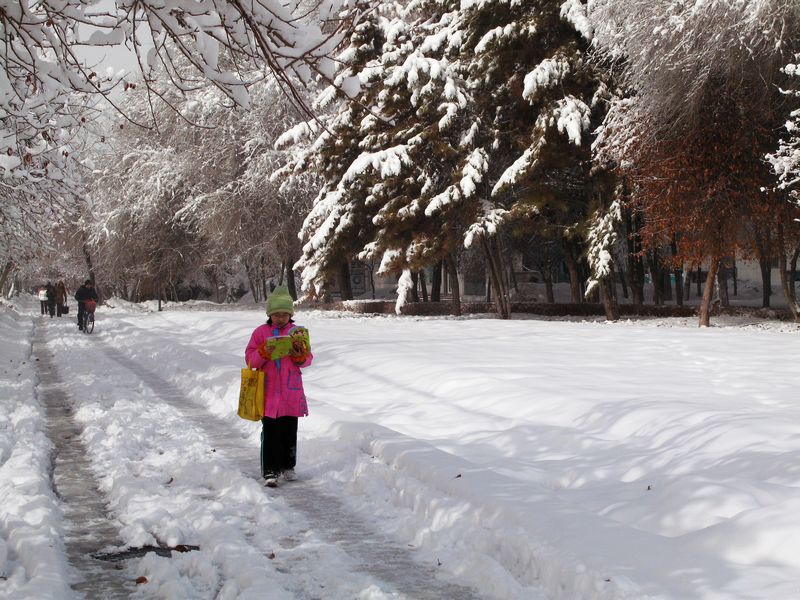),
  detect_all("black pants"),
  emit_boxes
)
[40,300,47,314]
[47,300,55,317]
[260,416,298,477]
[77,302,86,328]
